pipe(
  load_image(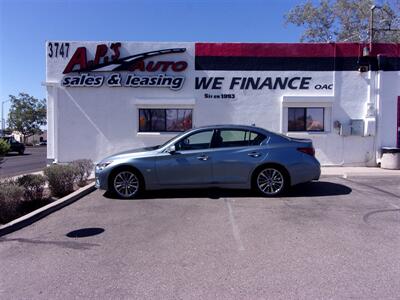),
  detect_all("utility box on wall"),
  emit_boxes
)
[363,118,376,136]
[339,124,351,136]
[351,119,364,136]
